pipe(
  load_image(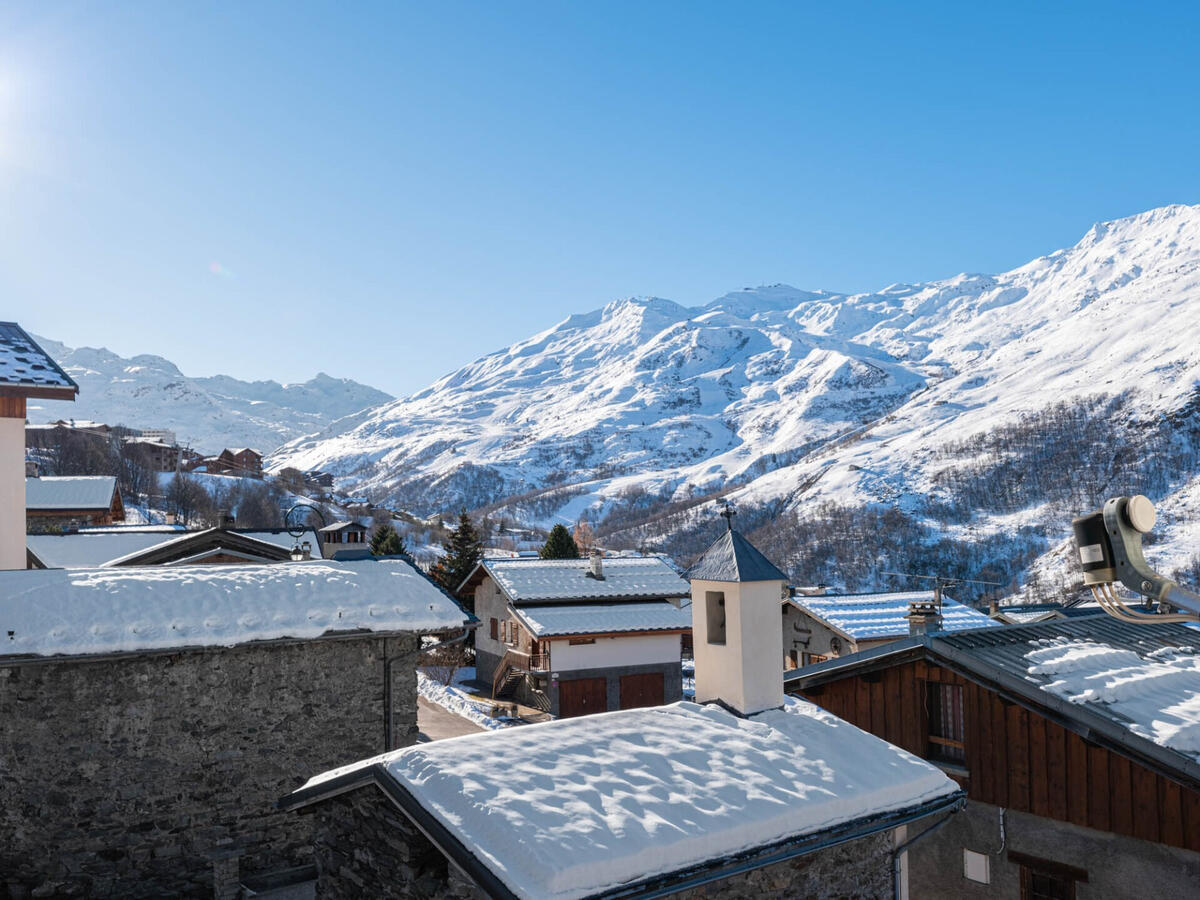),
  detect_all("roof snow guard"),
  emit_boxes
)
[686,529,787,583]
[0,323,78,400]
